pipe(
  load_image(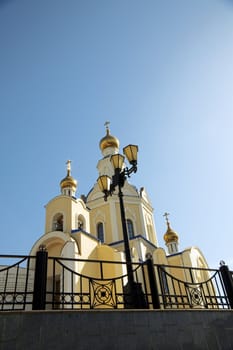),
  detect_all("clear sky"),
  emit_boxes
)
[0,0,233,269]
